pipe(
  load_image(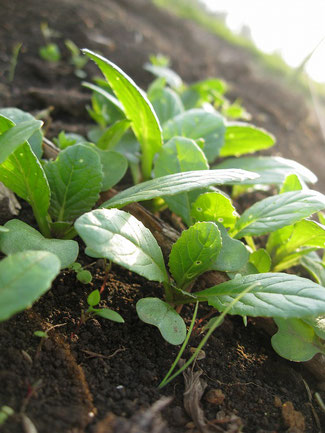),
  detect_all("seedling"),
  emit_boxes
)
[70,262,92,284]
[81,289,124,324]
[0,406,14,426]
[65,39,88,78]
[39,43,61,62]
